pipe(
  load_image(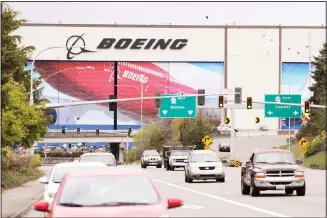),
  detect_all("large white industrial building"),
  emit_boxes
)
[15,23,326,130]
